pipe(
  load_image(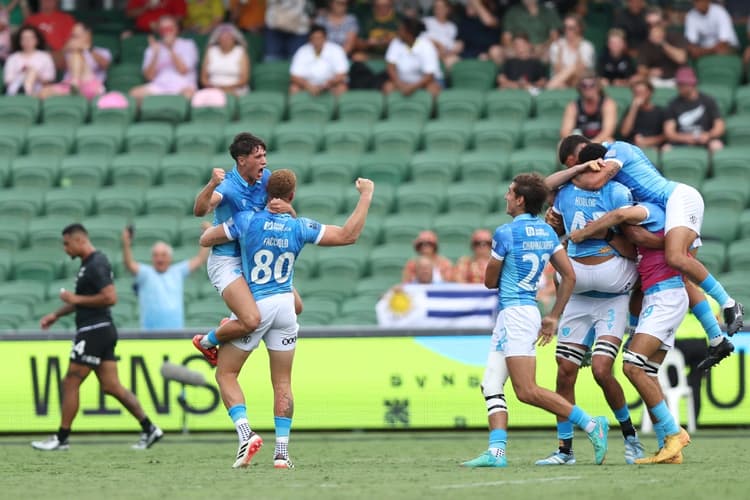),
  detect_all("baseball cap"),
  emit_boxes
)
[675,66,697,86]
